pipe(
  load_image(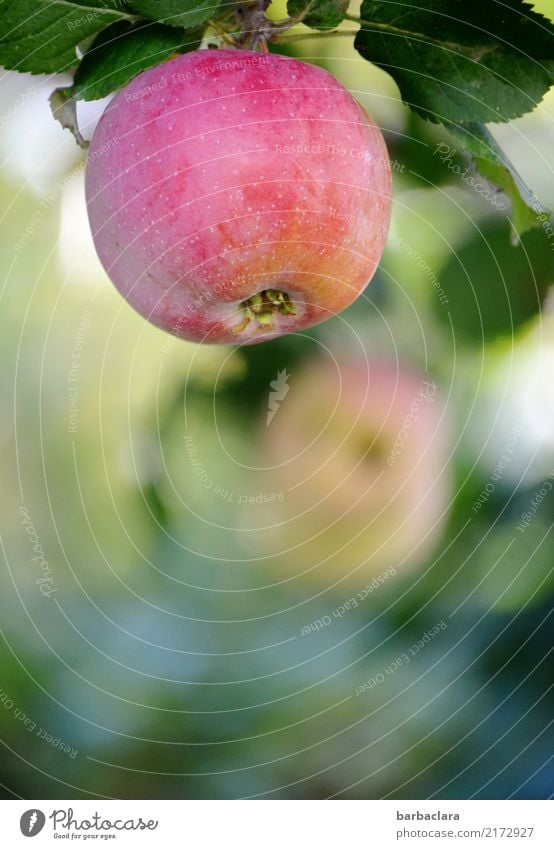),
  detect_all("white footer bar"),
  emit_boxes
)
[1,800,551,848]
